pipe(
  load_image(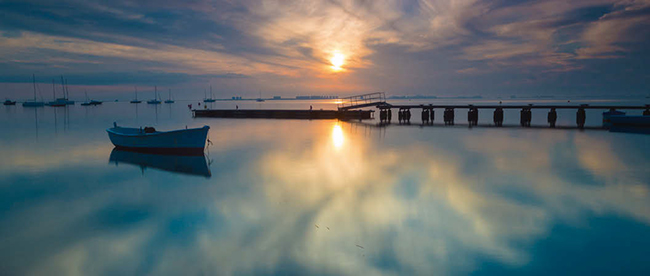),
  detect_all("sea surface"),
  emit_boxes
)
[1,98,649,275]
